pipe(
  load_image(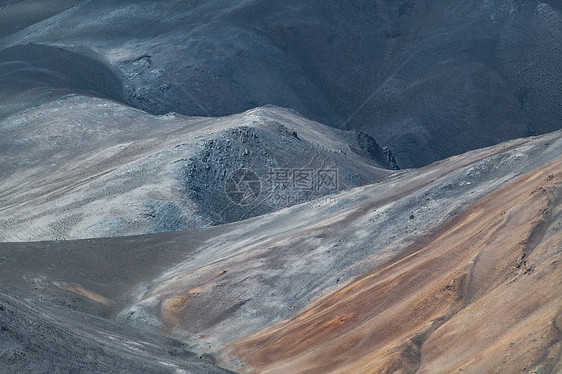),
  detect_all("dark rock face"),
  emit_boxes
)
[179,120,393,227]
[350,130,400,170]
[383,147,399,171]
